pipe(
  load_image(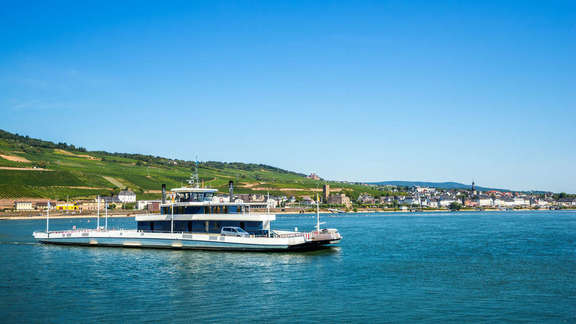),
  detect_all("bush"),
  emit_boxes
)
[123,202,136,210]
